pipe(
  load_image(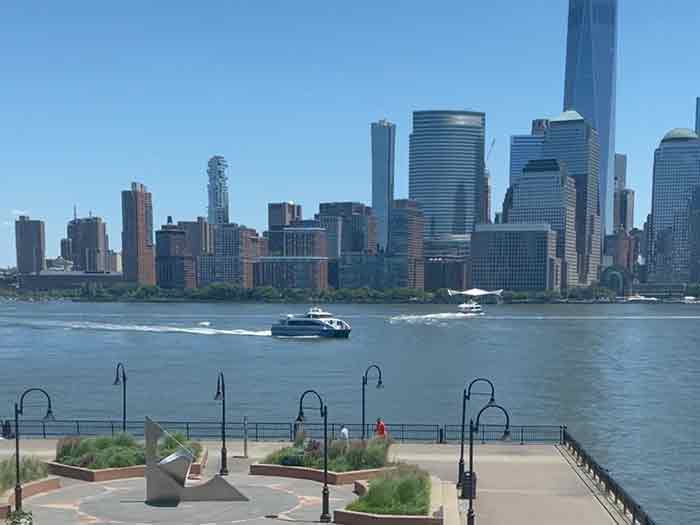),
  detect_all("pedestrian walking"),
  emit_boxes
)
[374,418,386,438]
